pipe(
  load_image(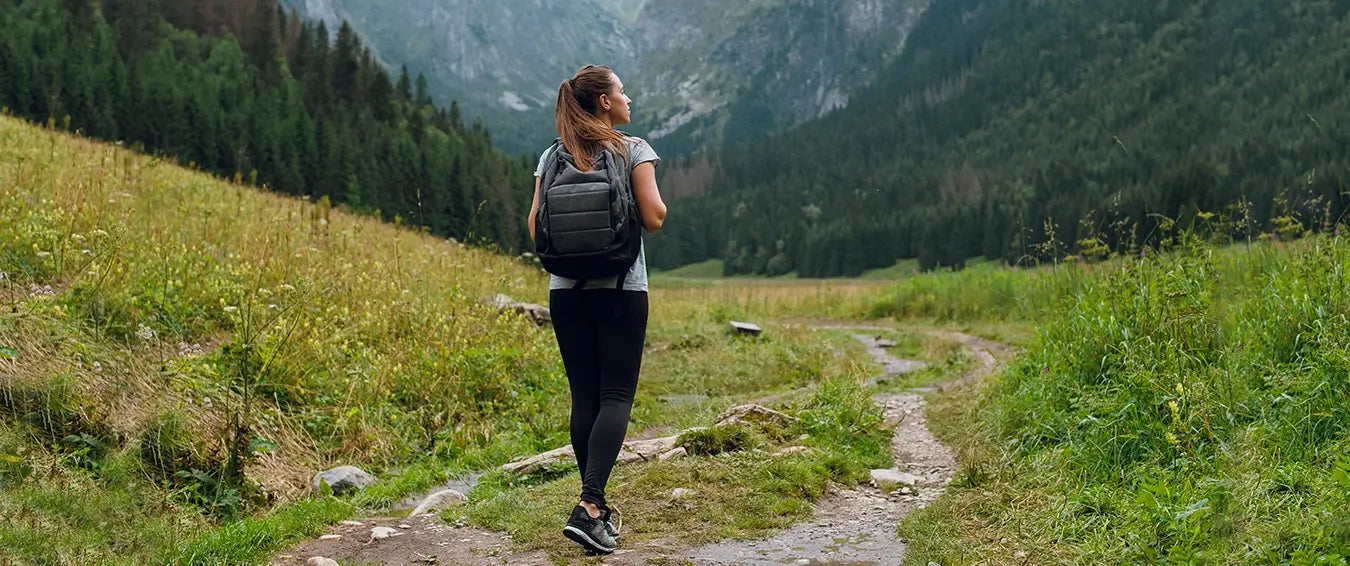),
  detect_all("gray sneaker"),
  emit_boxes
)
[563,505,616,554]
[601,506,621,539]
